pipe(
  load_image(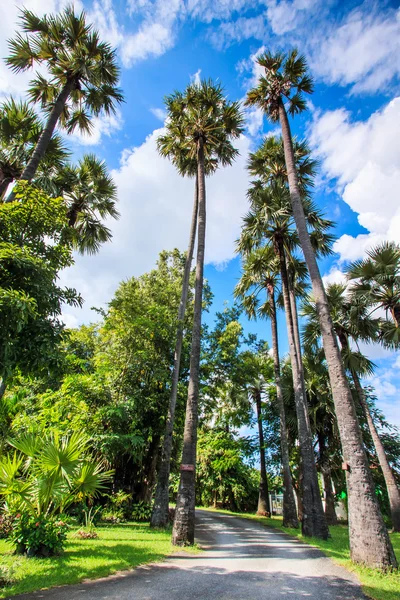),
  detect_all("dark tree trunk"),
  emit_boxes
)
[172,140,206,546]
[351,368,400,533]
[318,430,338,525]
[0,378,6,400]
[151,178,199,528]
[279,99,397,568]
[267,283,299,528]
[6,79,75,202]
[254,388,271,516]
[277,239,329,539]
